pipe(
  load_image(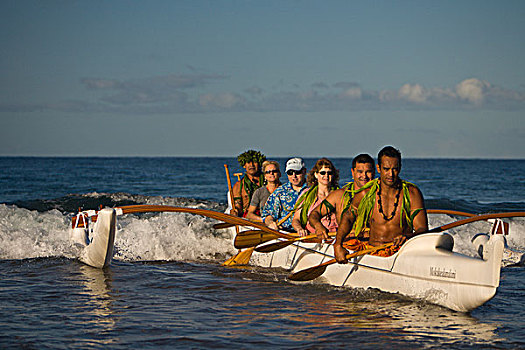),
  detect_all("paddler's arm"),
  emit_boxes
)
[409,185,428,236]
[291,209,308,236]
[393,185,428,246]
[245,204,261,222]
[334,191,364,263]
[261,191,280,230]
[334,203,358,264]
[230,181,243,217]
[264,215,279,231]
[245,190,262,221]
